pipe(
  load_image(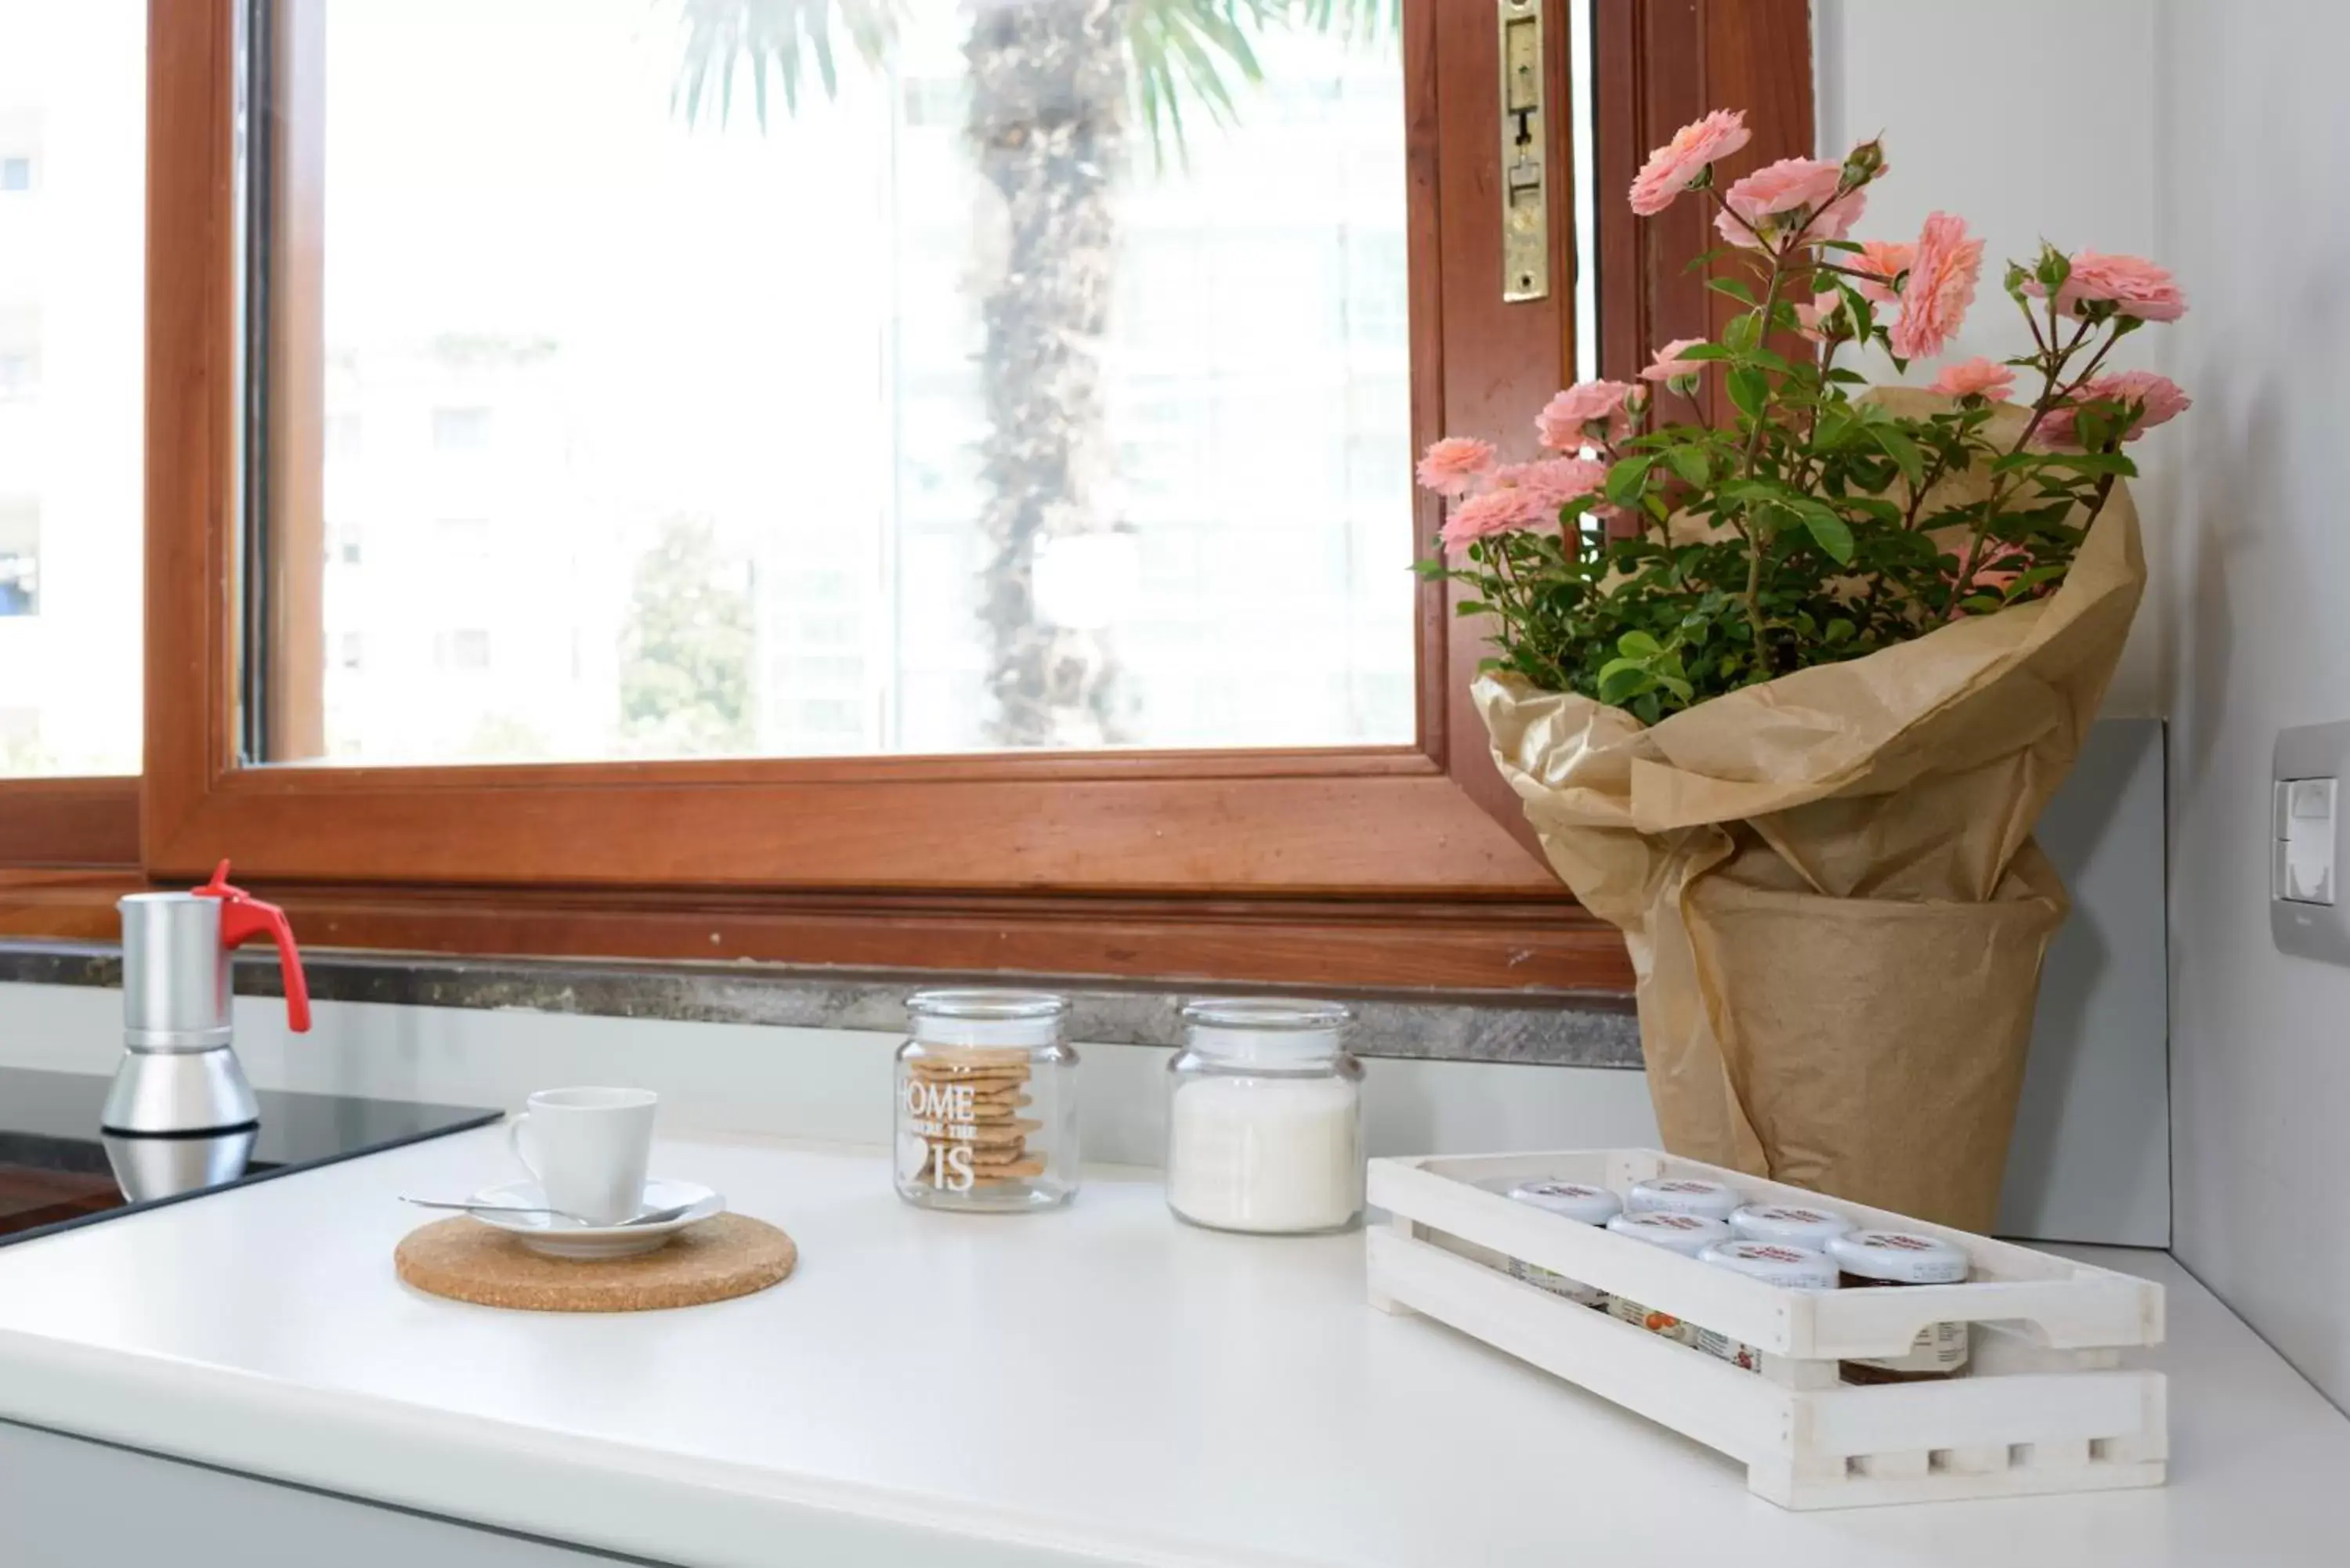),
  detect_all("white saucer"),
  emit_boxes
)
[465,1178,725,1259]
